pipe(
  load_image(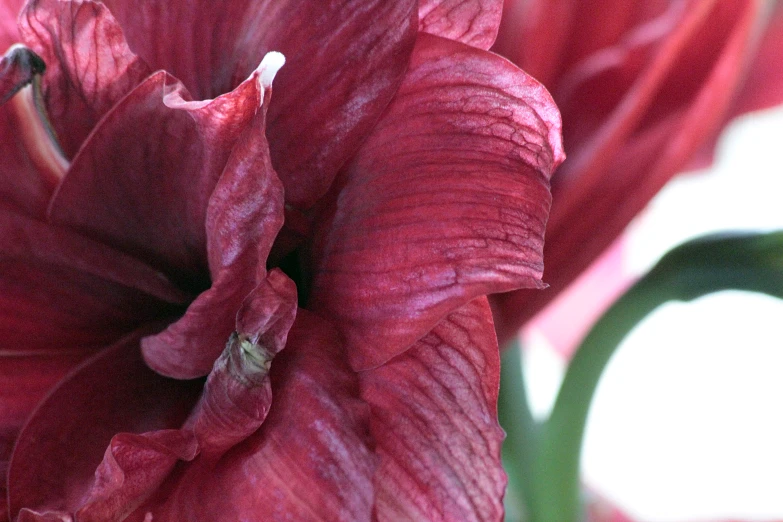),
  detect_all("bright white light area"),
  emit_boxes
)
[521,104,783,521]
[582,105,783,521]
[582,292,783,521]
